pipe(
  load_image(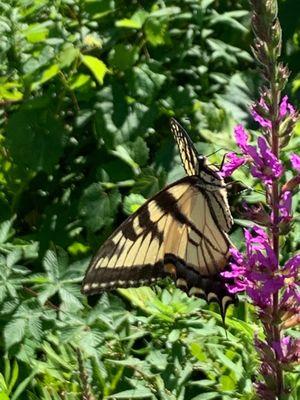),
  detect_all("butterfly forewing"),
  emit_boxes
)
[170,118,200,176]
